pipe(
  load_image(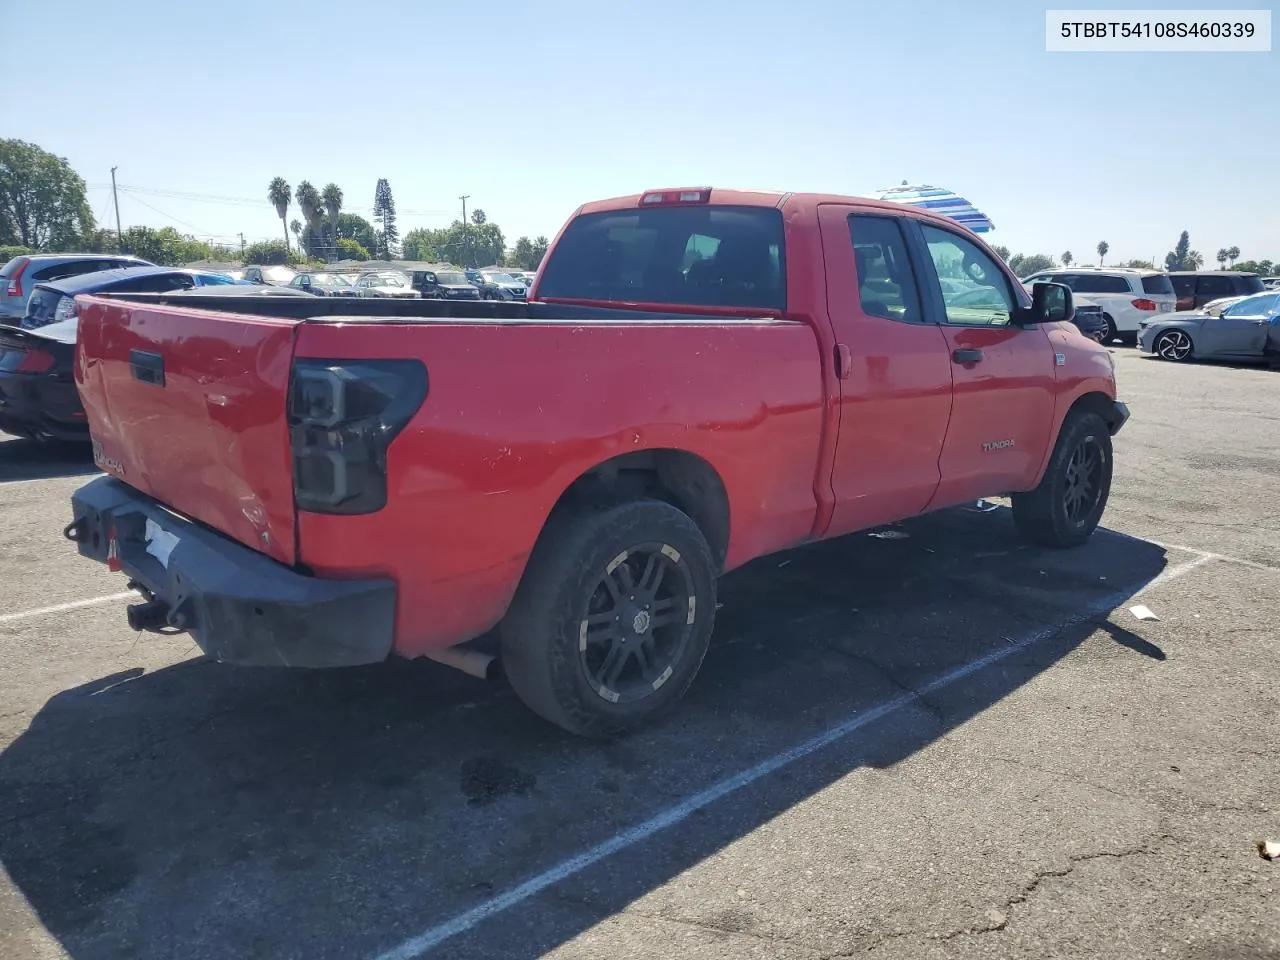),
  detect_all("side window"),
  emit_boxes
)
[846,215,921,323]
[1197,275,1235,298]
[920,225,1014,326]
[1069,274,1129,294]
[1171,276,1195,298]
